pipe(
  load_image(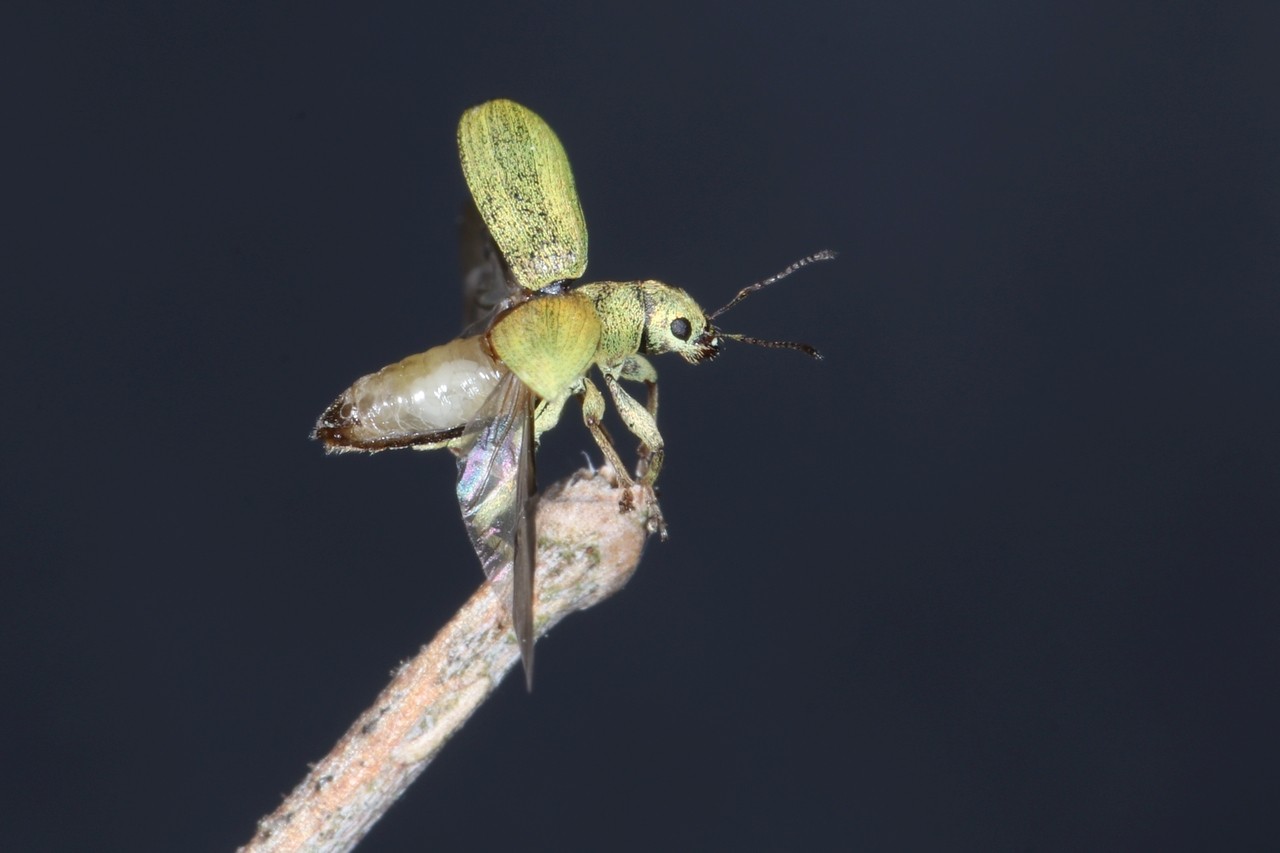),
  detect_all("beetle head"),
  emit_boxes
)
[638,250,833,365]
[639,284,721,364]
